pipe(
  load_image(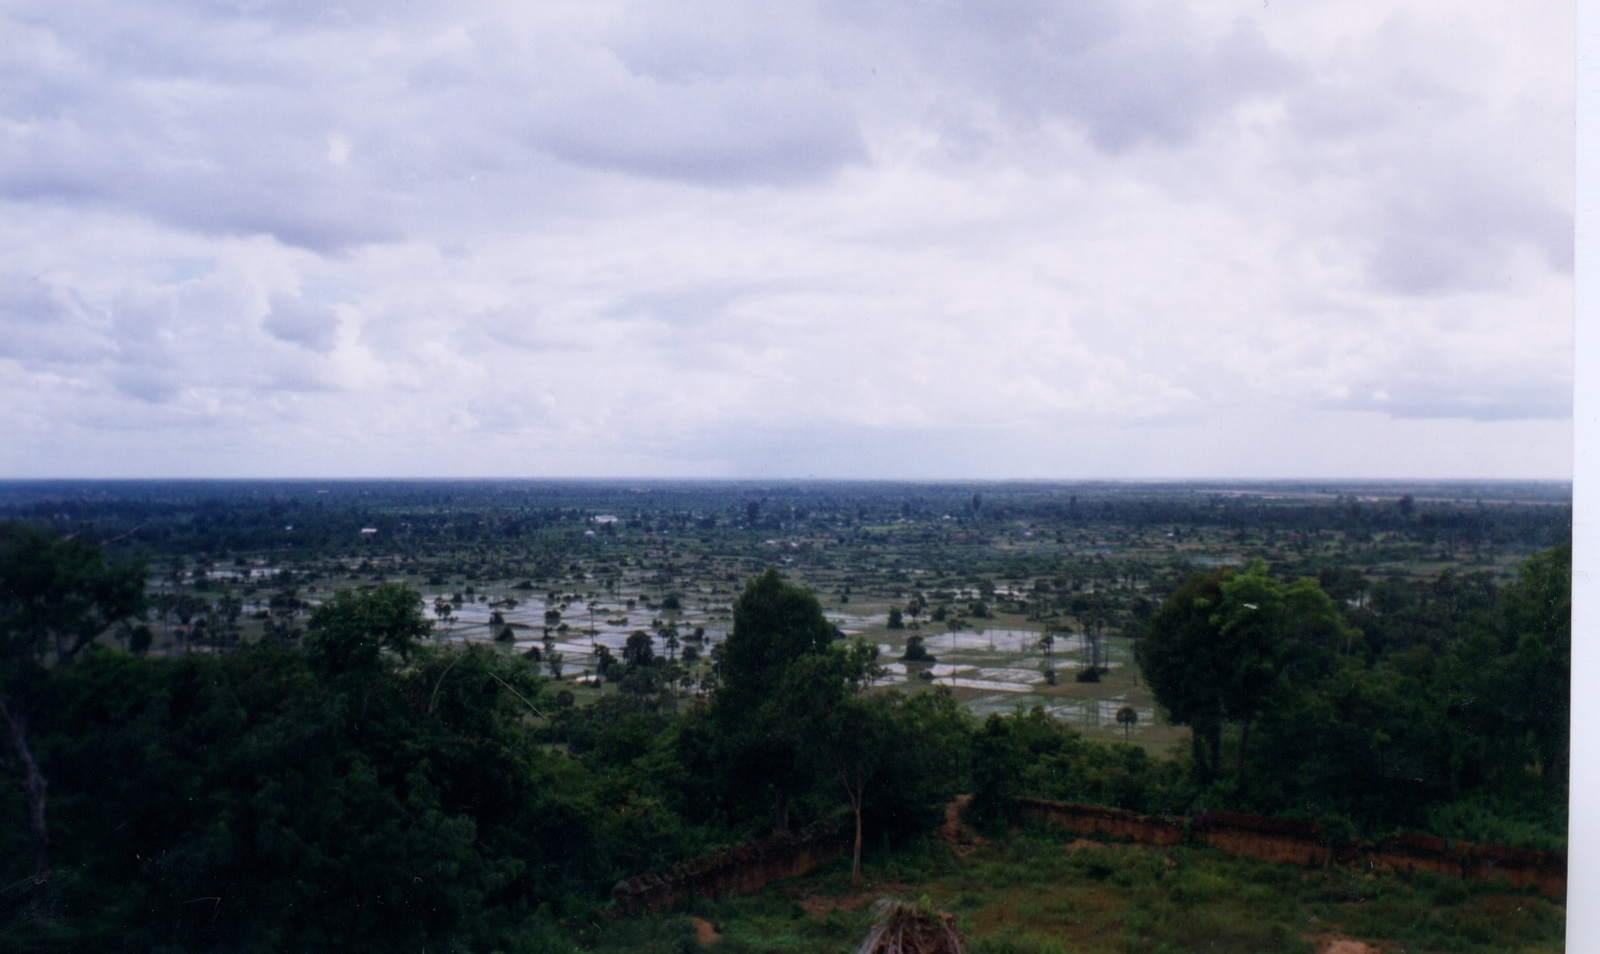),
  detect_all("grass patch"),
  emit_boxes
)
[622,824,1565,954]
